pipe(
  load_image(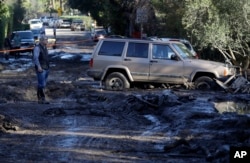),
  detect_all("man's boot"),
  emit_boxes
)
[37,88,42,104]
[40,89,49,104]
[38,88,49,104]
